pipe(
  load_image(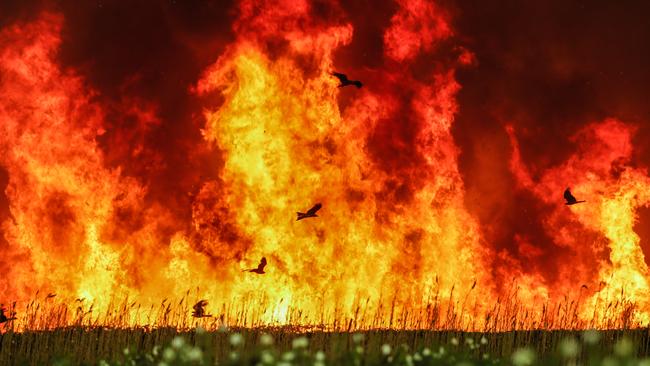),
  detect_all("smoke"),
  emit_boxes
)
[451,0,650,291]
